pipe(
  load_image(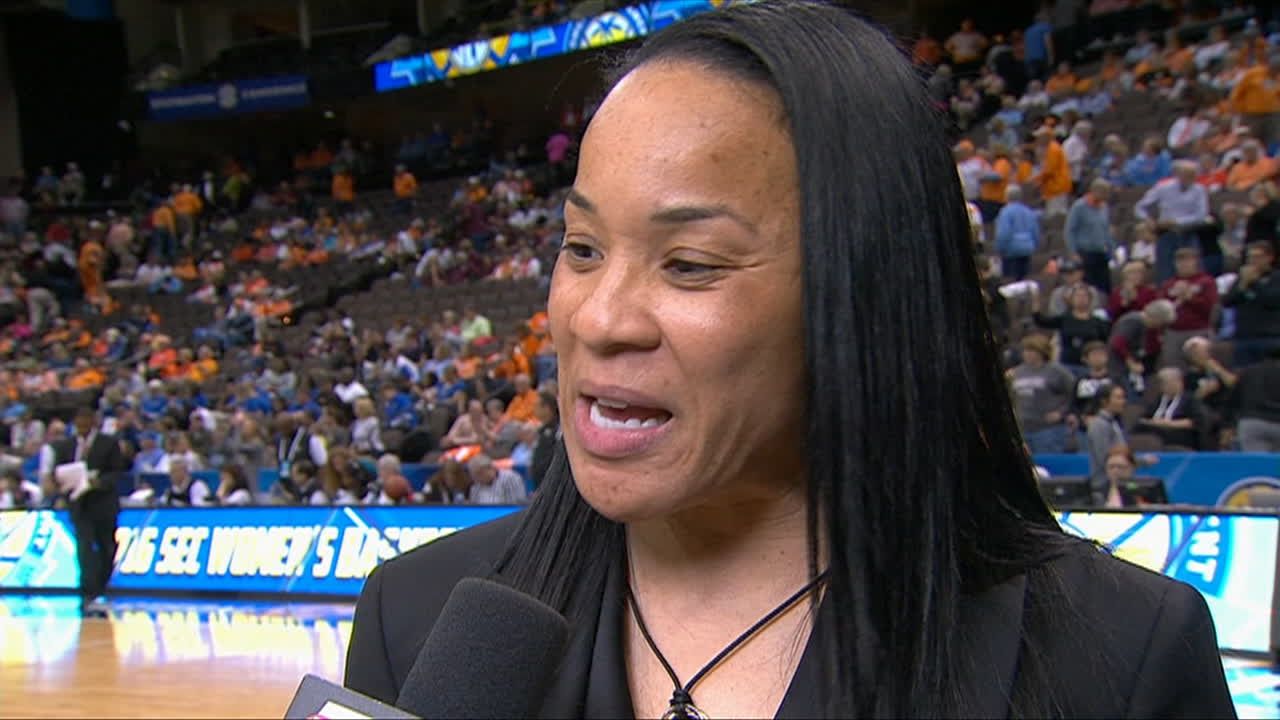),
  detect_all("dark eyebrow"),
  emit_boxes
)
[565,189,596,213]
[650,204,758,235]
[567,189,758,235]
